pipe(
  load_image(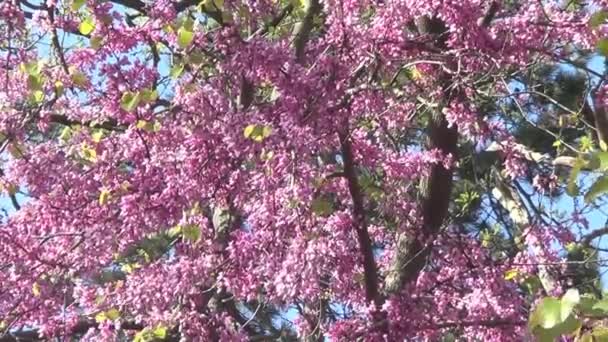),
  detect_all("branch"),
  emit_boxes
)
[293,0,321,63]
[338,130,382,308]
[477,1,499,27]
[48,114,123,131]
[582,227,608,248]
[385,15,458,293]
[0,321,147,342]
